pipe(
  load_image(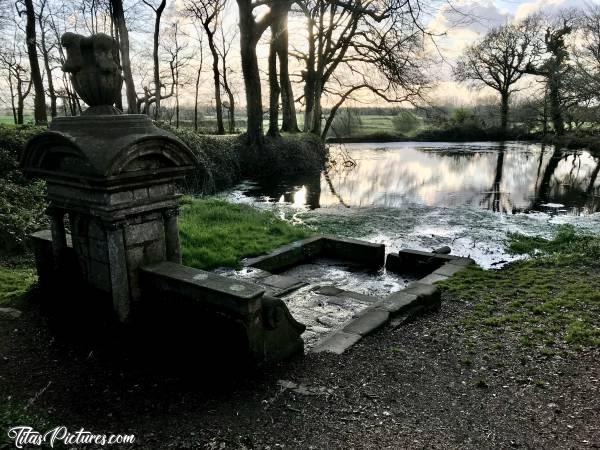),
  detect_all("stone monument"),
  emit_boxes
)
[20,33,305,363]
